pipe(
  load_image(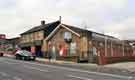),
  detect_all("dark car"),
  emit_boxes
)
[15,50,36,61]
